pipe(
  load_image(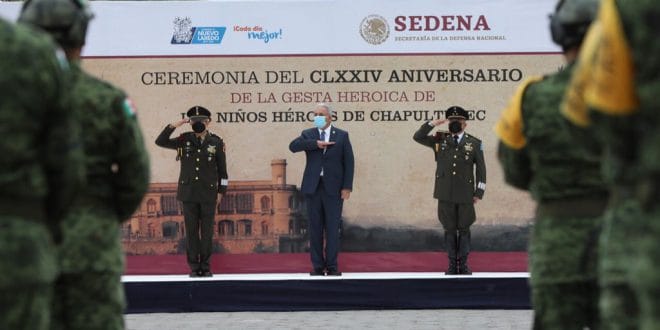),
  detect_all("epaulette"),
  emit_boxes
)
[464,134,481,143]
[209,132,223,142]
